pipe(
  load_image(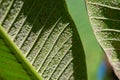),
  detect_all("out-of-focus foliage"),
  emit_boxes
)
[66,0,103,80]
